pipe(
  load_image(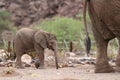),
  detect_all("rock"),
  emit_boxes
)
[0,2,5,7]
[66,52,76,57]
[24,63,31,67]
[7,3,20,13]
[3,67,15,74]
[86,61,96,65]
[0,49,8,61]
[21,54,32,64]
[86,69,90,72]
[21,17,31,26]
[0,0,83,27]
[67,63,76,67]
[66,56,96,66]
[0,61,14,67]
